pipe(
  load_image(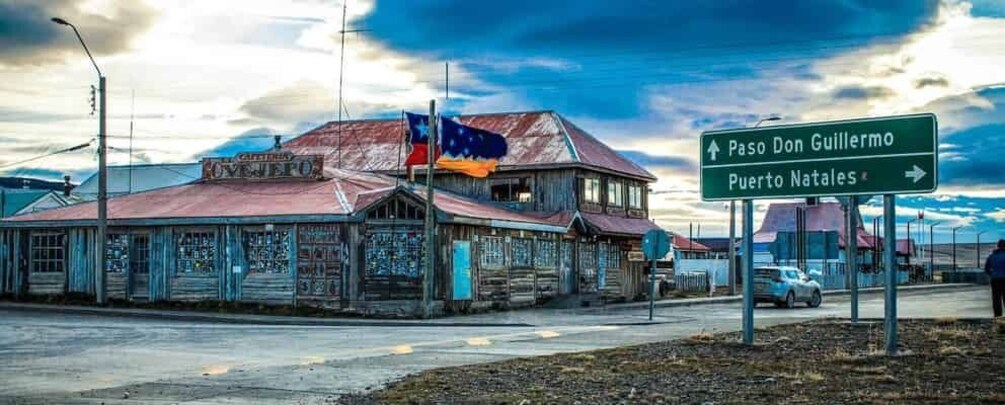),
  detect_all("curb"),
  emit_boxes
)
[0,302,534,328]
[596,283,980,312]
